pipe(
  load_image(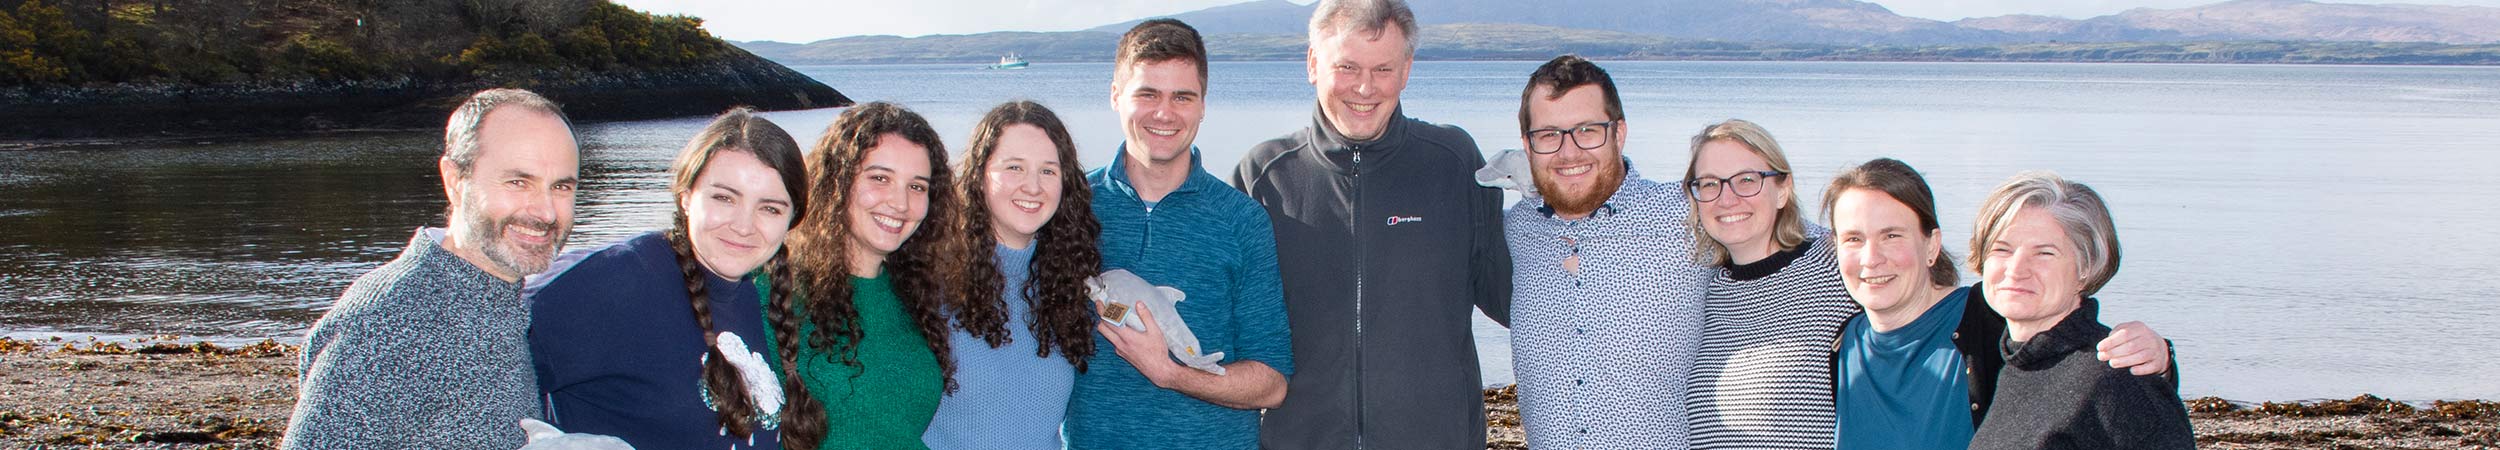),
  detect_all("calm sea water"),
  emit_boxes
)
[4,61,2496,401]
